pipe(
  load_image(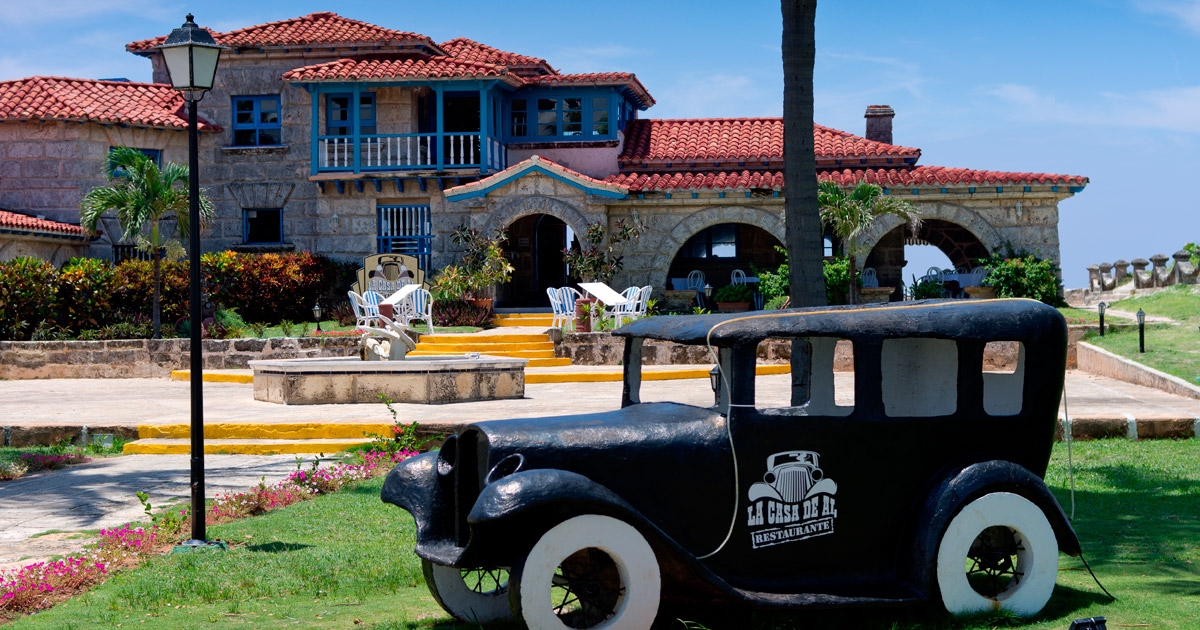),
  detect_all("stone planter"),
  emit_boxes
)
[716,301,751,312]
[858,287,895,304]
[965,286,997,299]
[574,297,597,333]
